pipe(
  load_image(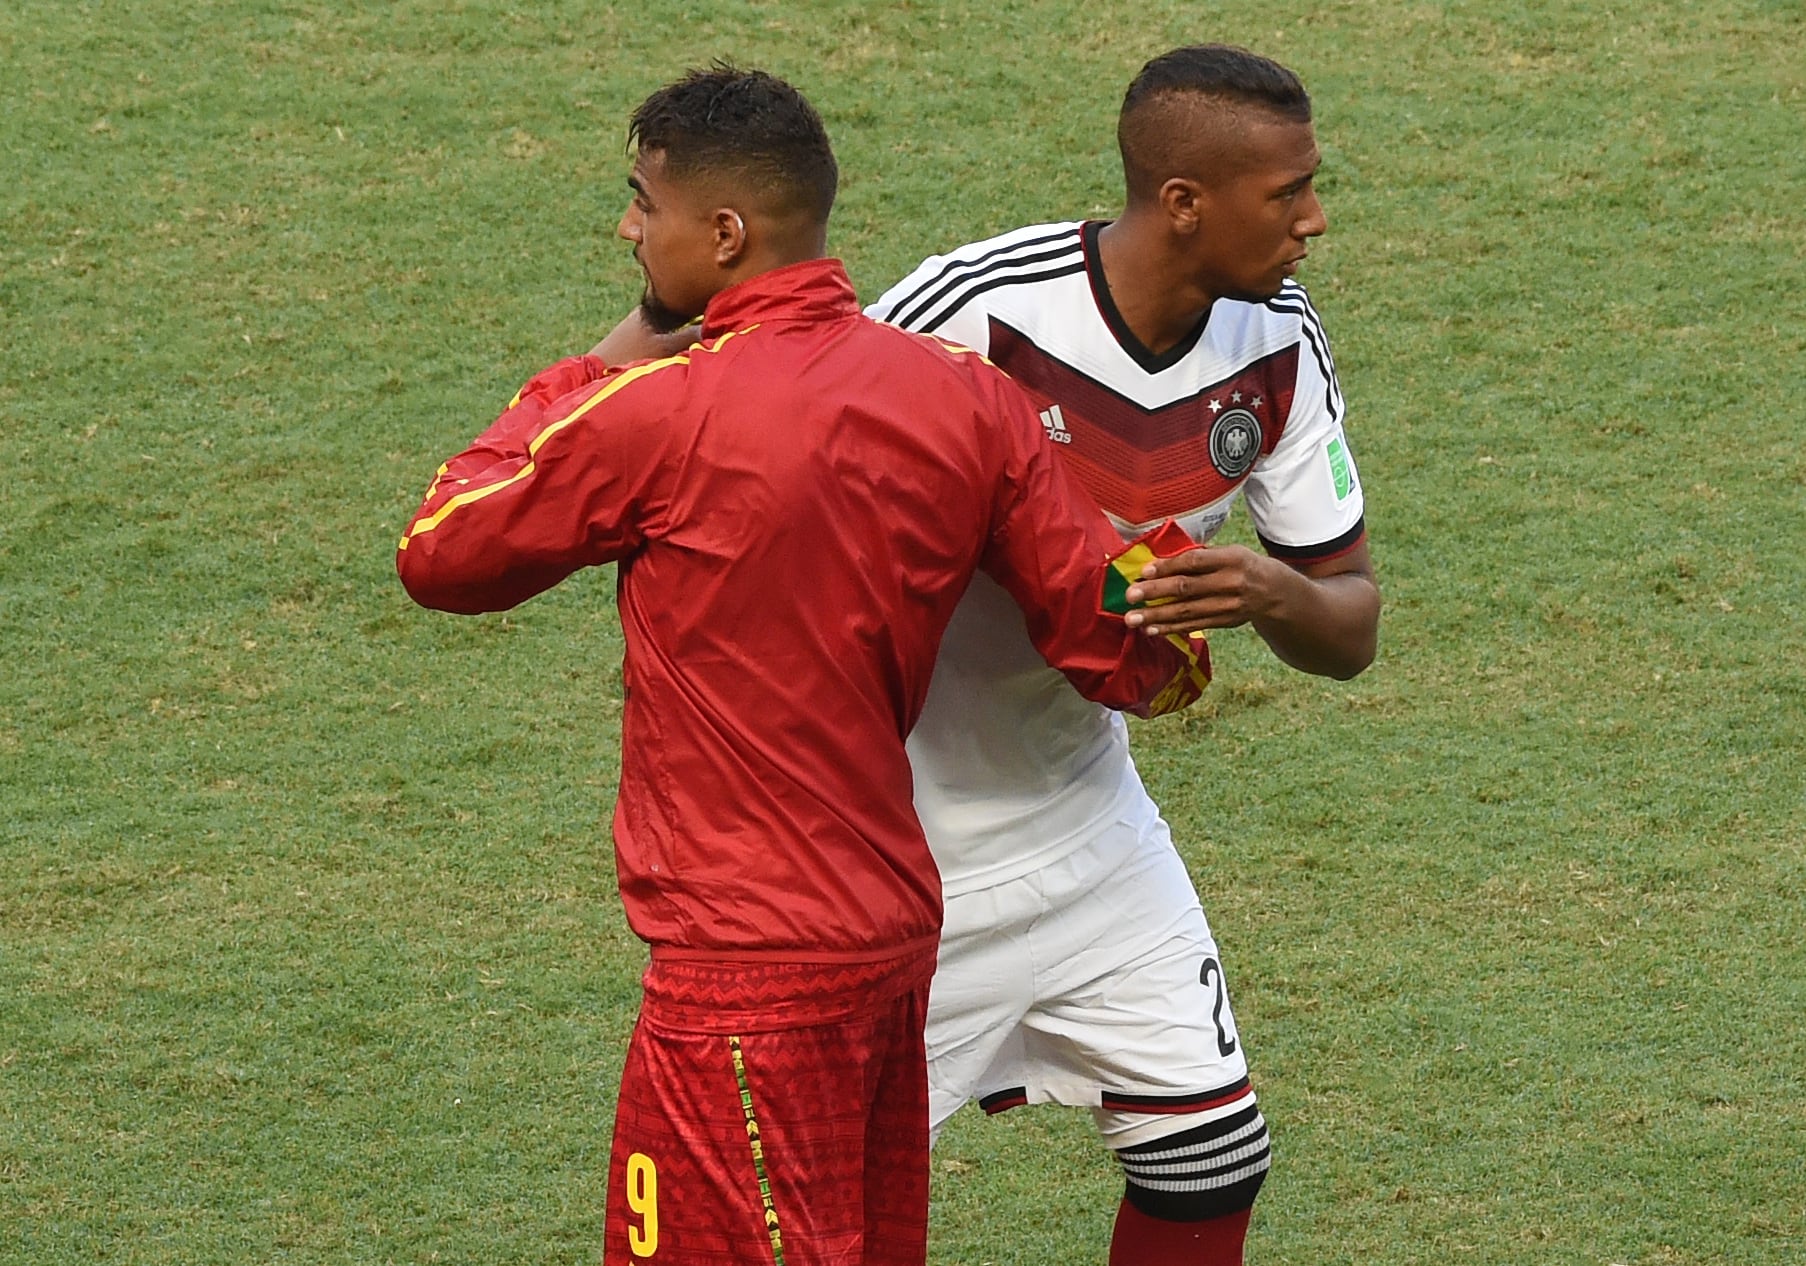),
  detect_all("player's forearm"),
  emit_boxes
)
[396,451,588,614]
[1045,623,1211,718]
[1003,525,1210,718]
[397,543,574,614]
[1250,567,1379,679]
[1028,619,1210,719]
[1124,539,1379,679]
